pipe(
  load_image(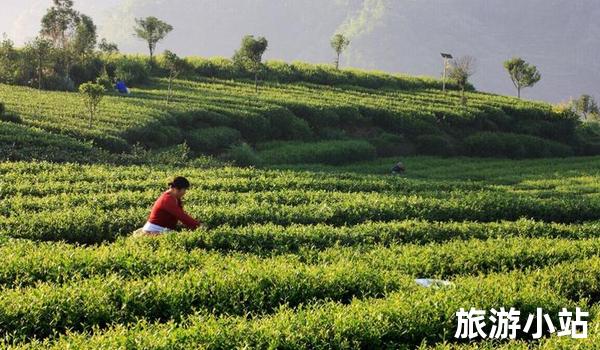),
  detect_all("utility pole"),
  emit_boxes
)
[441,53,453,92]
